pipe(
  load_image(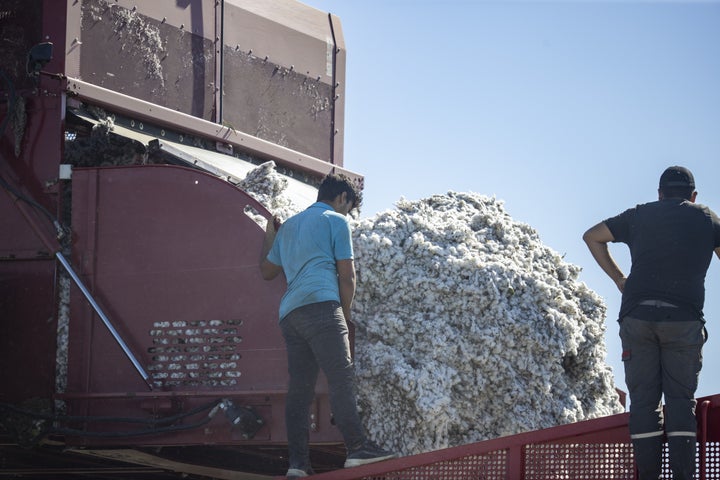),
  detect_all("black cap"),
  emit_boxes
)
[659,166,695,189]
